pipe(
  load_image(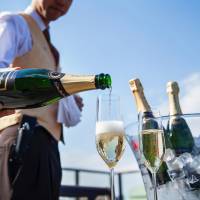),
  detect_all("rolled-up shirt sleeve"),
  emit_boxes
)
[0,13,32,68]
